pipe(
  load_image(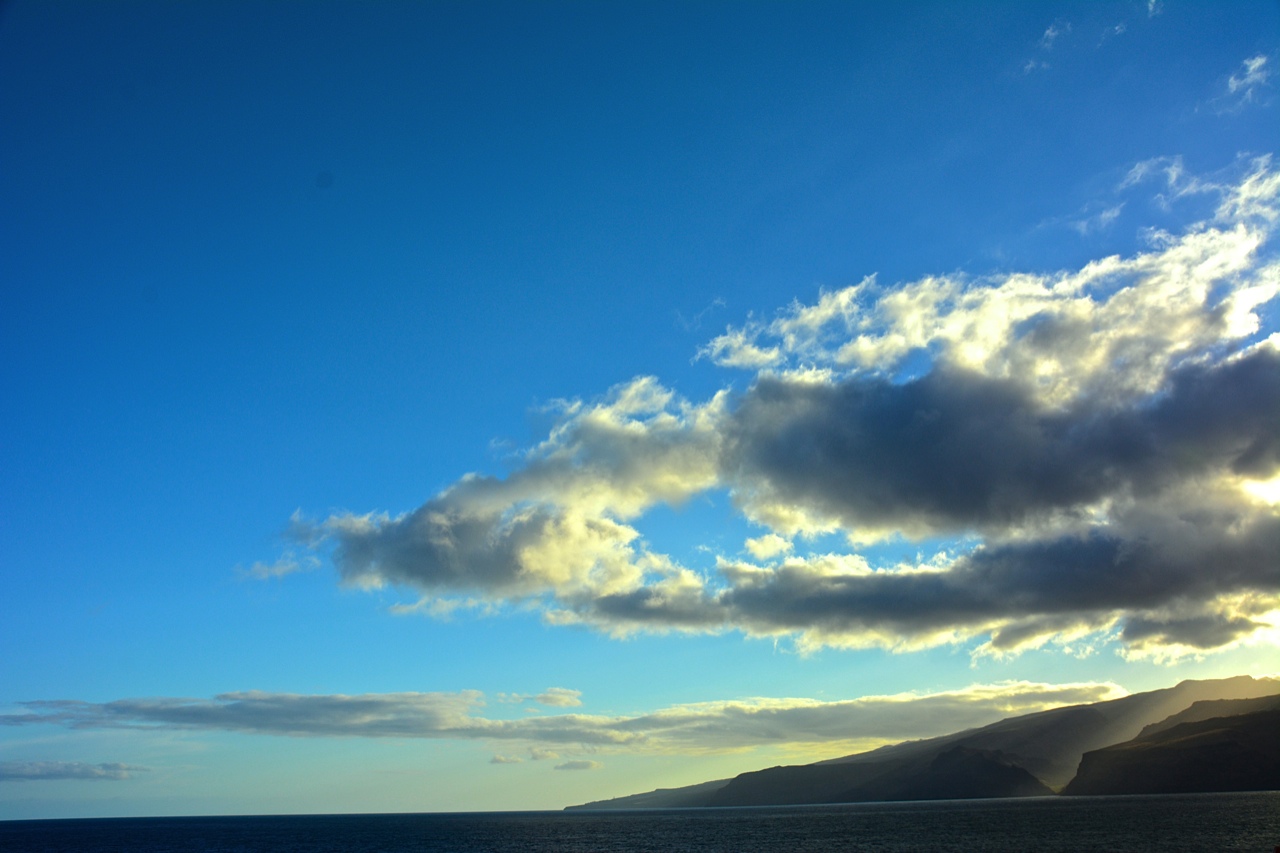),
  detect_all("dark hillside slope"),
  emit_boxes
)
[705,745,1052,806]
[1063,708,1280,795]
[567,676,1278,809]
[1135,693,1280,739]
